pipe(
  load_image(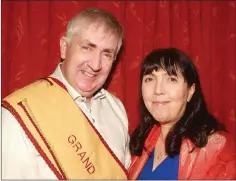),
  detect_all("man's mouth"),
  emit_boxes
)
[81,70,96,78]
